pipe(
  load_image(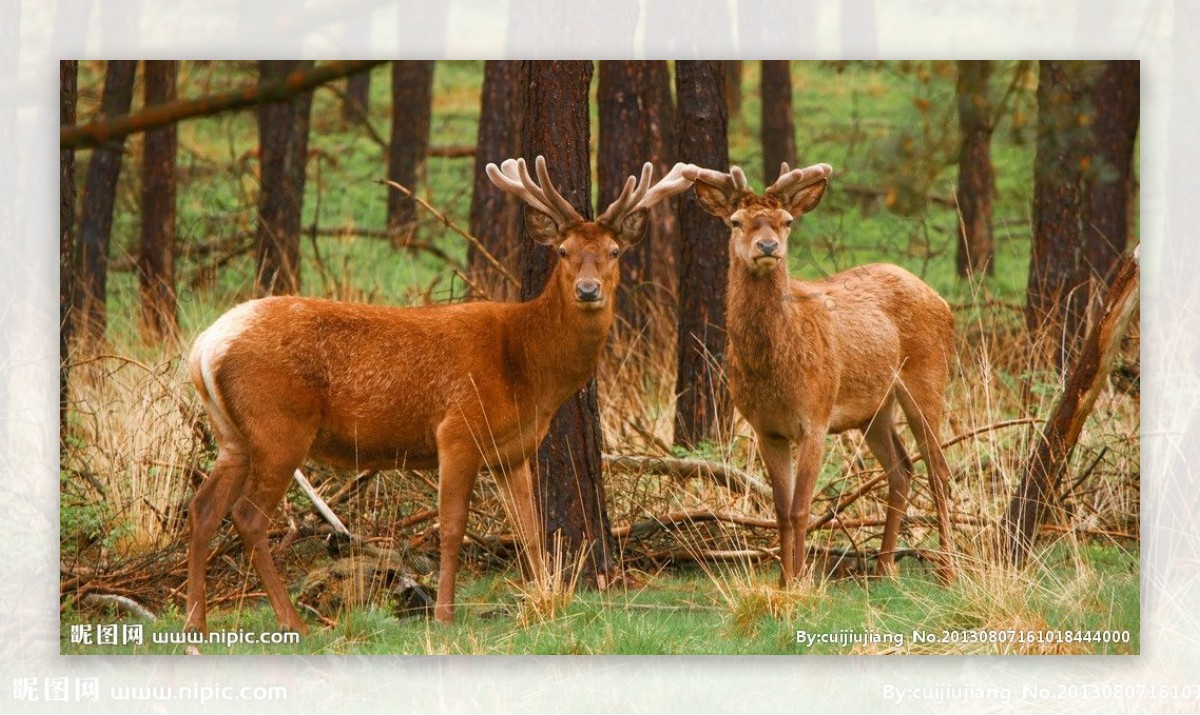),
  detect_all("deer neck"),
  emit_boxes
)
[726,259,802,366]
[516,263,614,402]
